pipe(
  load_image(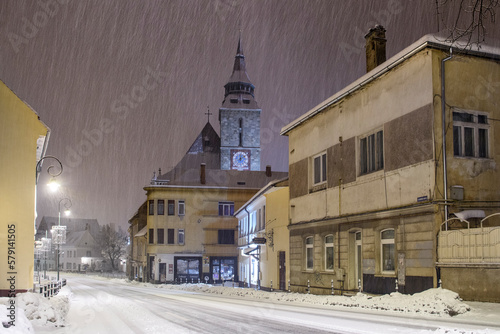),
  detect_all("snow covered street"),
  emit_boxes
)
[3,274,500,333]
